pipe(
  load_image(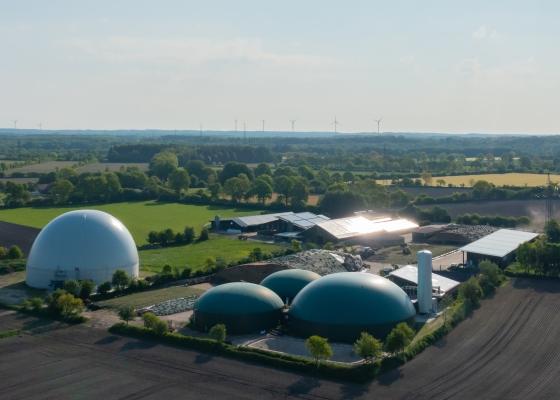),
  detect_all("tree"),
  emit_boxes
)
[208,182,222,200]
[305,335,333,366]
[79,280,95,300]
[254,163,272,177]
[250,178,273,204]
[118,305,135,325]
[147,230,159,245]
[97,281,112,295]
[421,172,433,186]
[168,167,191,194]
[63,280,81,297]
[353,332,382,363]
[385,323,415,355]
[204,257,216,272]
[142,312,168,335]
[50,179,74,204]
[183,226,196,244]
[479,260,503,288]
[112,270,130,291]
[7,245,23,259]
[149,151,179,180]
[219,162,254,184]
[290,177,309,206]
[224,175,250,202]
[208,323,227,342]
[291,240,302,253]
[458,277,483,308]
[545,220,560,243]
[198,227,210,242]
[47,291,84,319]
[274,175,294,205]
